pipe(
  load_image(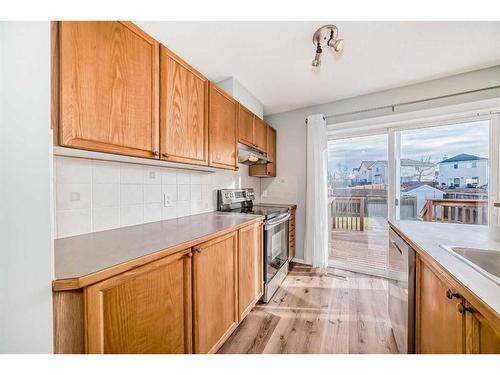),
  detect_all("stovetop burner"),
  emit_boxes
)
[217,188,289,219]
